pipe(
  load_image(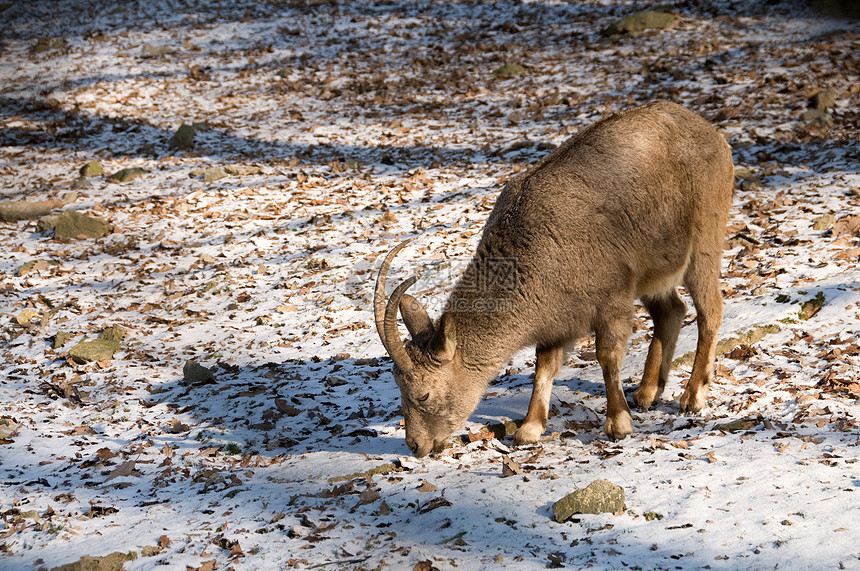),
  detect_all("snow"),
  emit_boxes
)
[1,0,859,569]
